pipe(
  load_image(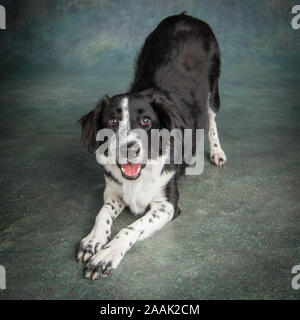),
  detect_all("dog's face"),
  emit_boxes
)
[79,89,185,180]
